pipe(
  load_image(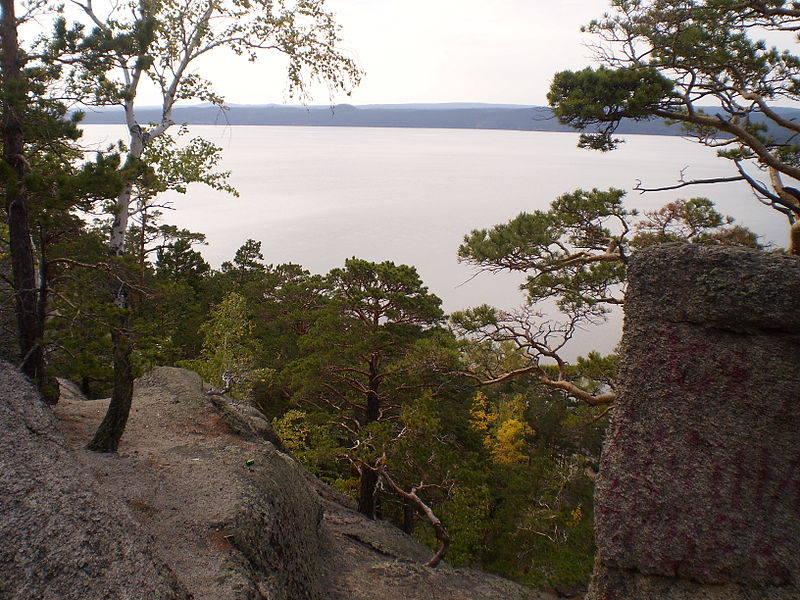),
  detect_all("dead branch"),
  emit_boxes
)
[580,404,615,428]
[374,461,450,568]
[634,175,745,194]
[735,161,800,222]
[47,257,151,296]
[206,372,233,397]
[455,307,617,406]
